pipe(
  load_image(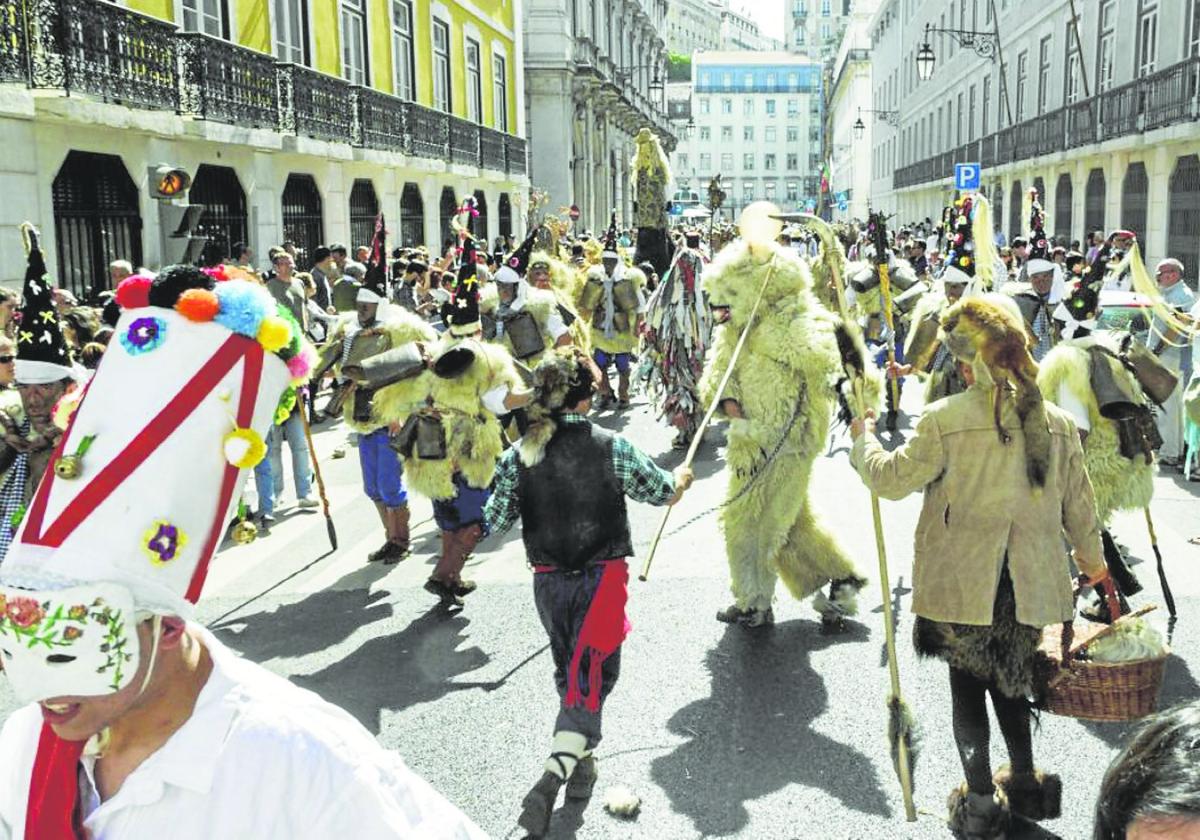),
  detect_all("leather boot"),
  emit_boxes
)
[947,783,1011,839]
[992,766,1061,822]
[565,755,597,800]
[516,772,563,838]
[387,504,411,554]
